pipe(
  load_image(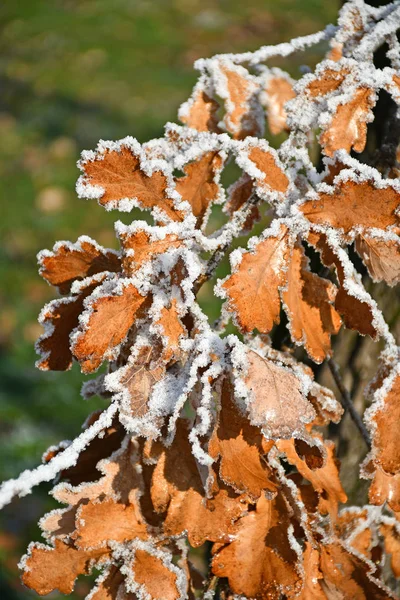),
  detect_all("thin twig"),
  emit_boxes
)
[327,357,371,450]
[203,575,219,598]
